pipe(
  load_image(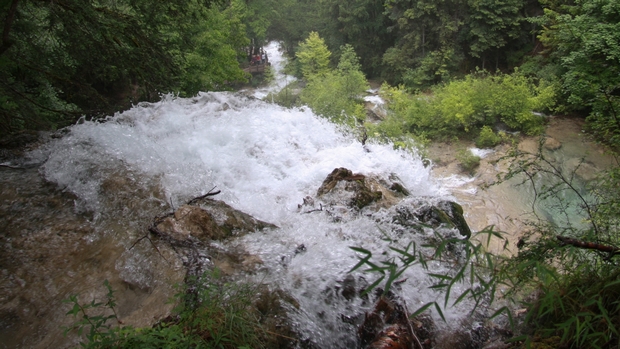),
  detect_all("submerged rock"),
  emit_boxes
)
[543,136,562,151]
